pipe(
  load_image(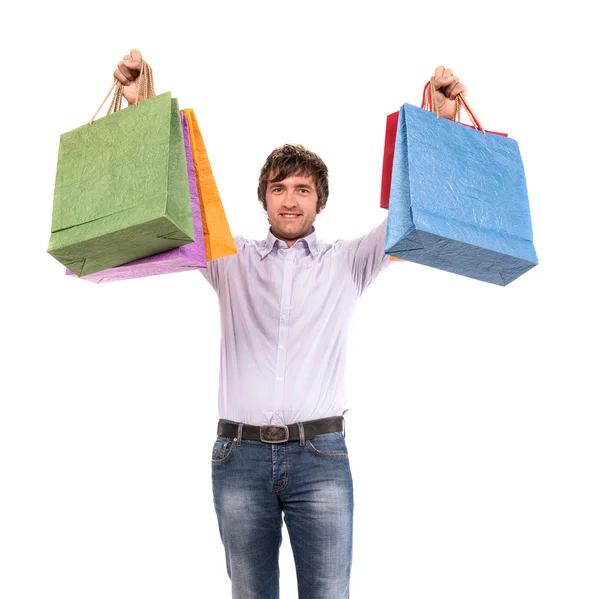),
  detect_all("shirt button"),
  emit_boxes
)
[276,377,281,382]
[279,345,284,350]
[275,410,280,415]
[281,315,286,320]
